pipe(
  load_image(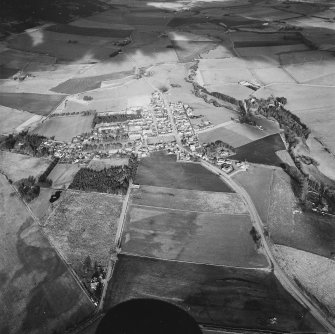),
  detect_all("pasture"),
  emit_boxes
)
[0,175,94,334]
[122,205,268,268]
[33,115,94,142]
[104,254,324,332]
[267,170,335,258]
[0,92,65,115]
[0,151,51,182]
[44,190,122,278]
[135,152,234,192]
[0,106,34,135]
[229,133,285,166]
[132,185,247,215]
[48,163,81,189]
